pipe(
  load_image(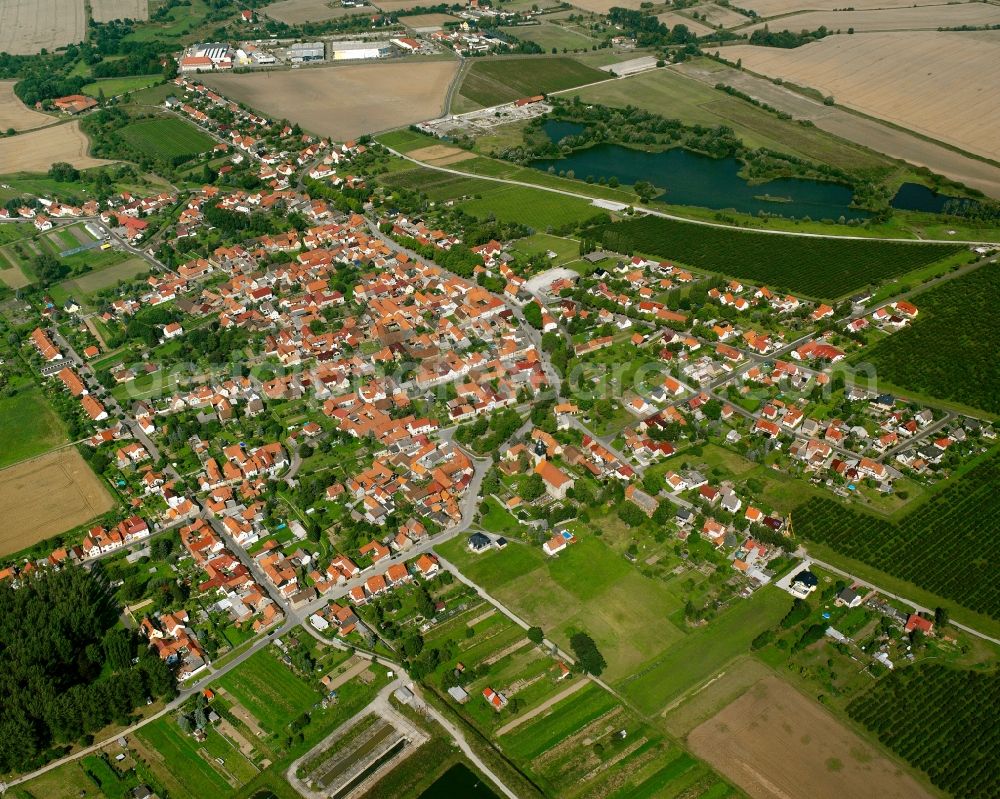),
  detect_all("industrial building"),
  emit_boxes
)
[329,40,392,60]
[288,42,326,63]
